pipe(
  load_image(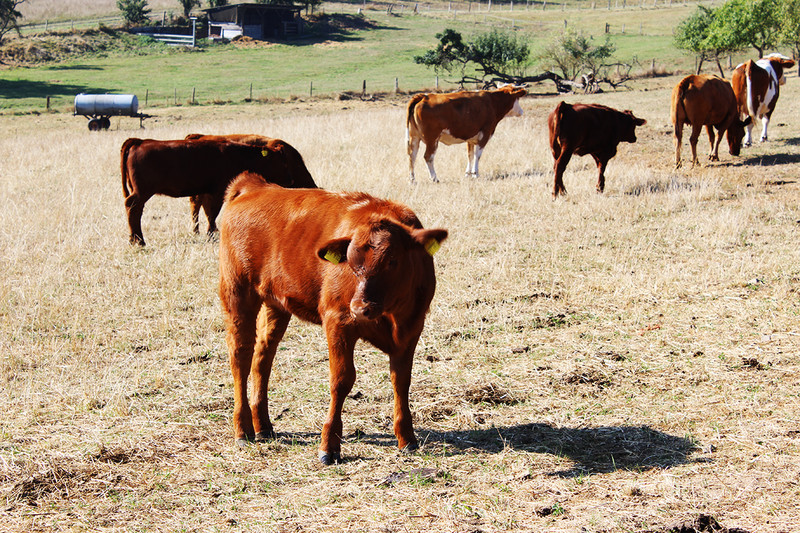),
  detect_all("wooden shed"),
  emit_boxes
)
[204,2,304,41]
